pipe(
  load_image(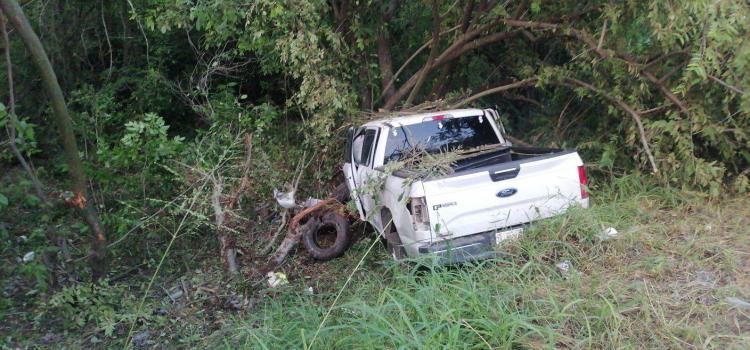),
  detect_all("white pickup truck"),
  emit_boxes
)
[343,108,588,263]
